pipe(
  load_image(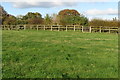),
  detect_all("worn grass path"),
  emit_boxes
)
[2,30,118,78]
